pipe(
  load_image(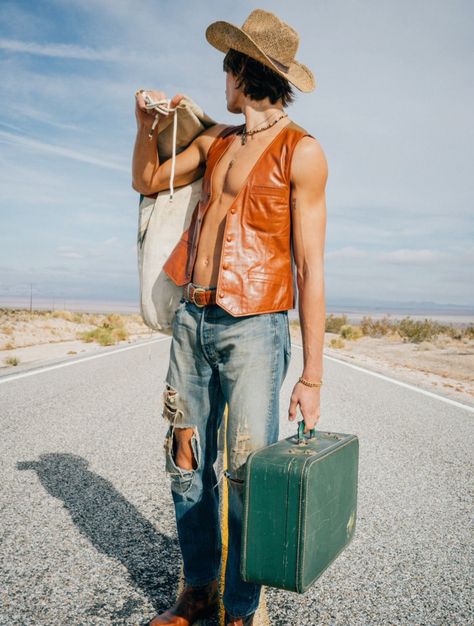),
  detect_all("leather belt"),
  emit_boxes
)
[183,282,217,307]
